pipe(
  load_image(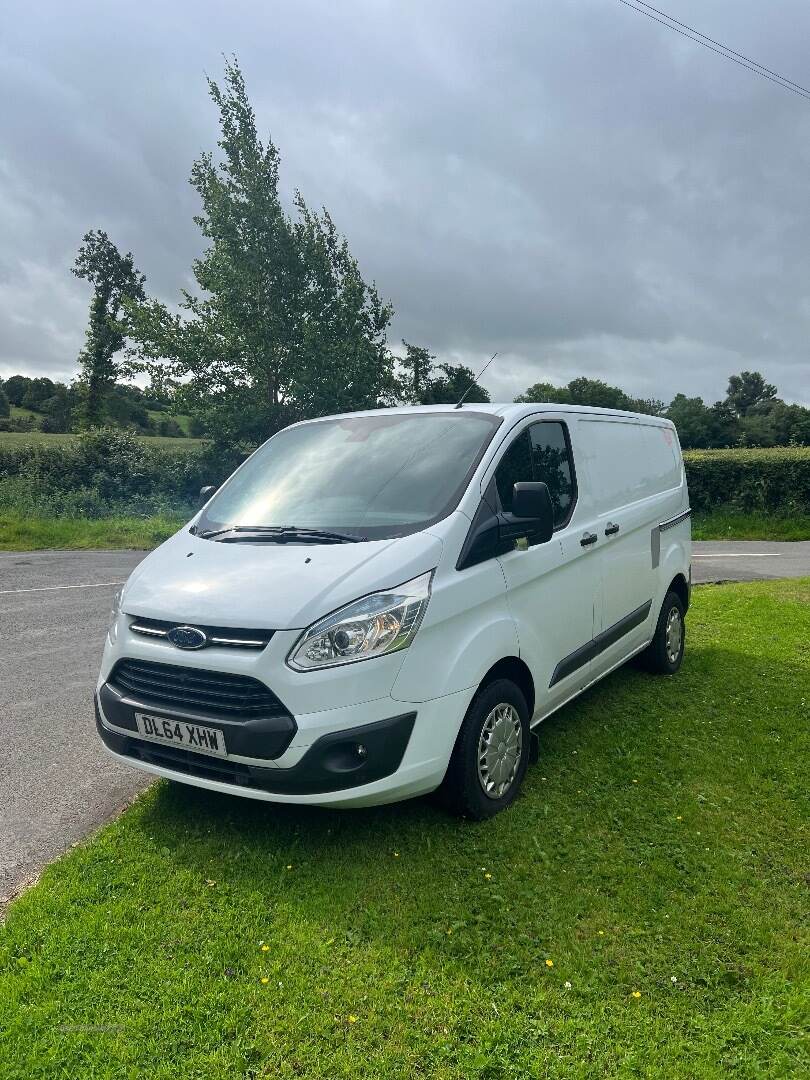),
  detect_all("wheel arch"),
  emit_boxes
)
[667,572,690,613]
[478,655,535,720]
